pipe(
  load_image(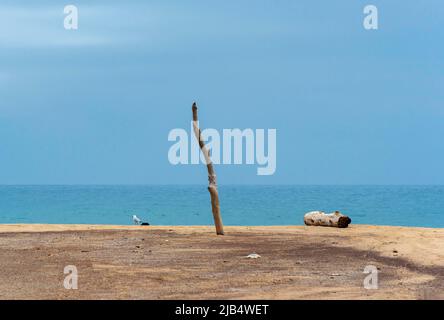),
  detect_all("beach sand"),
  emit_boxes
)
[0,224,442,299]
